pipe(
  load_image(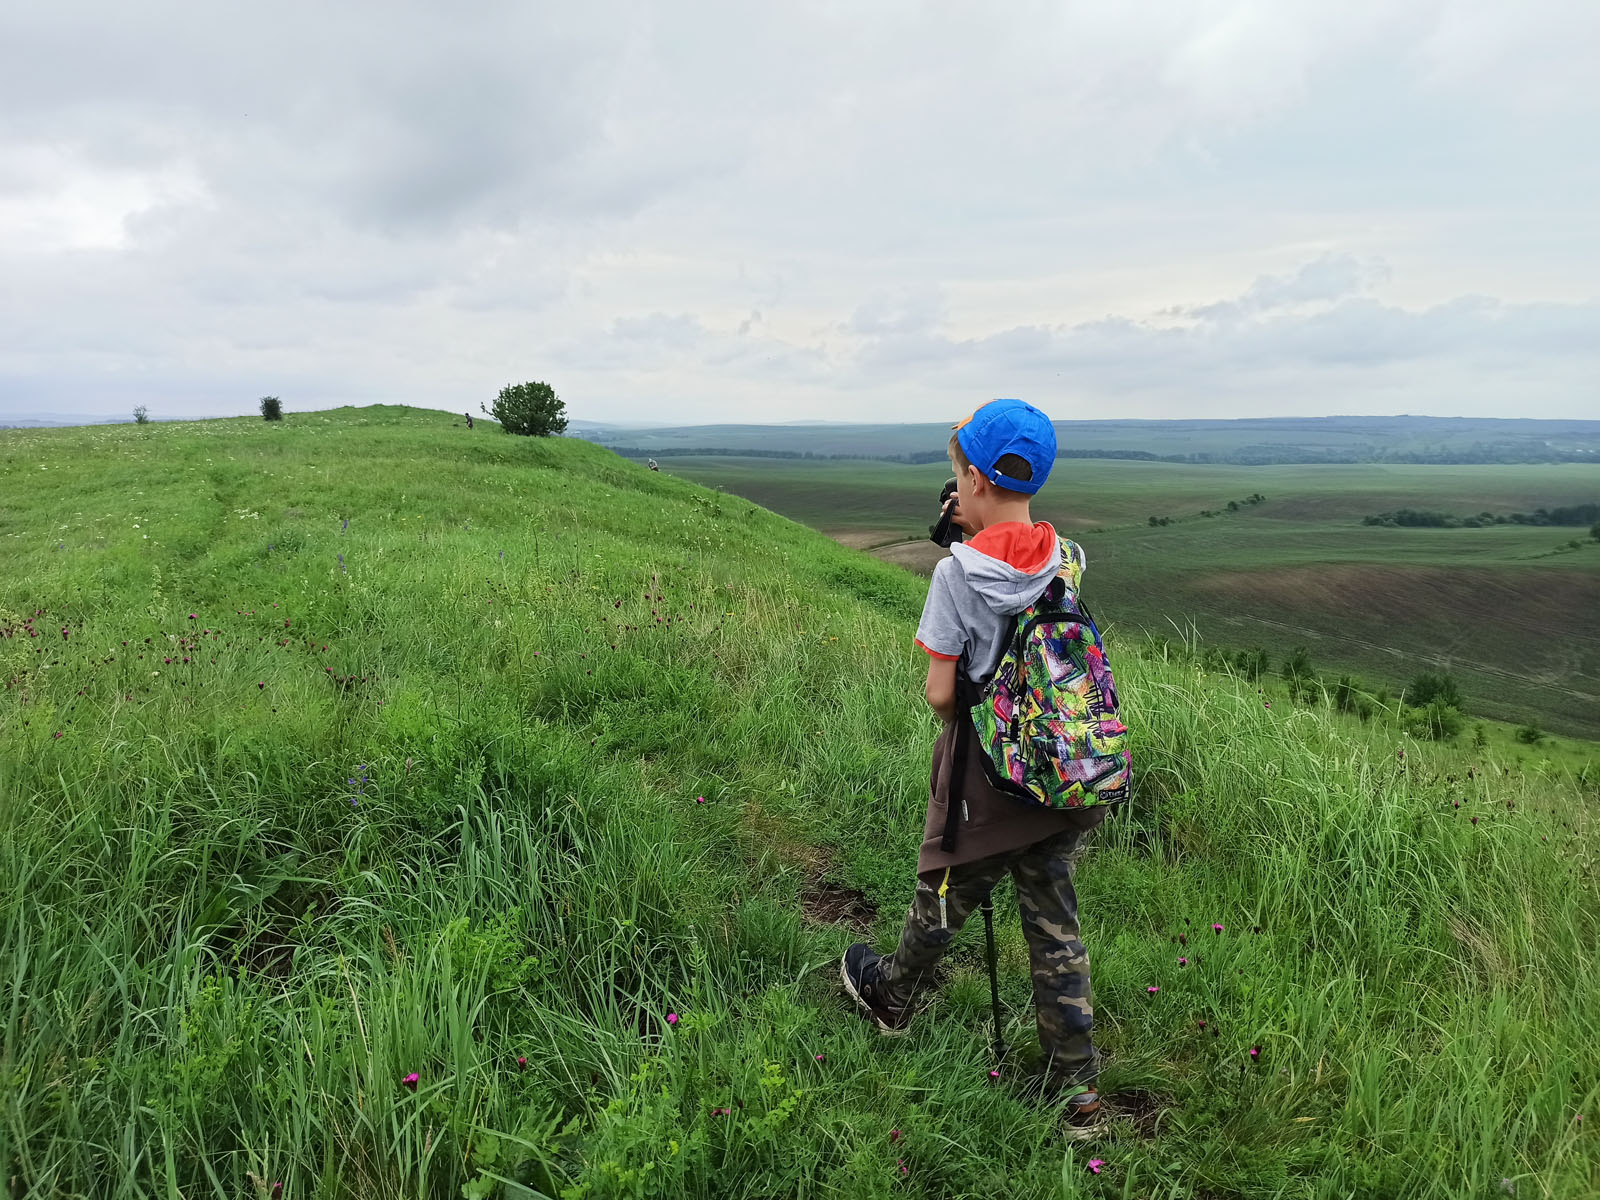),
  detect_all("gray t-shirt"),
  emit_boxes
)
[915,528,1084,682]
